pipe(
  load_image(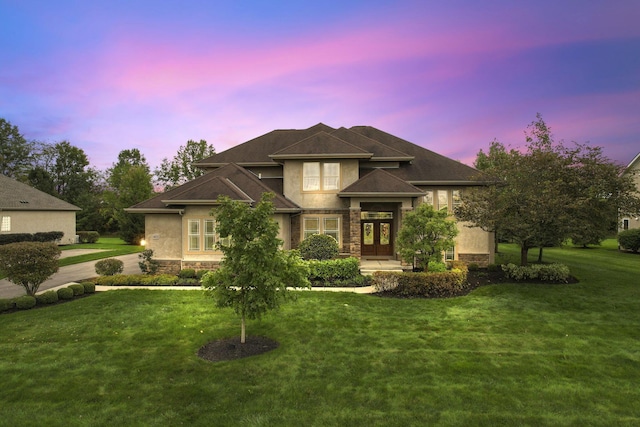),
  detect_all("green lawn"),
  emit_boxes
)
[59,237,144,267]
[1,240,639,426]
